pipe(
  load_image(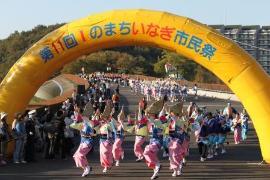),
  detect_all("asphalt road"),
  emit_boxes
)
[1,85,269,180]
